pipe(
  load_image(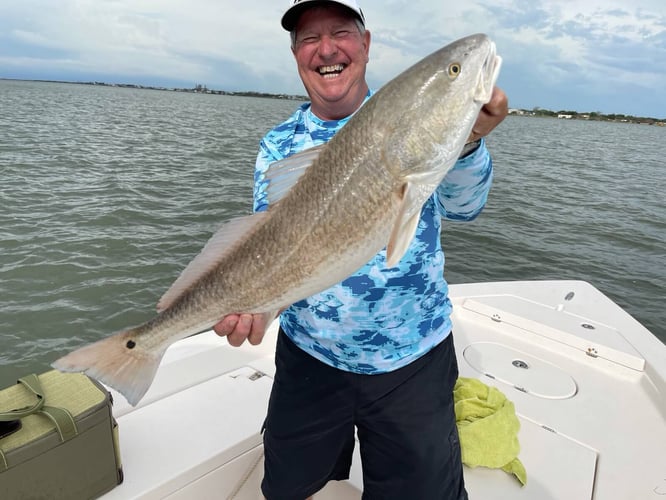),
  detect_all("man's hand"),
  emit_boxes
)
[213,312,272,347]
[468,86,509,143]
